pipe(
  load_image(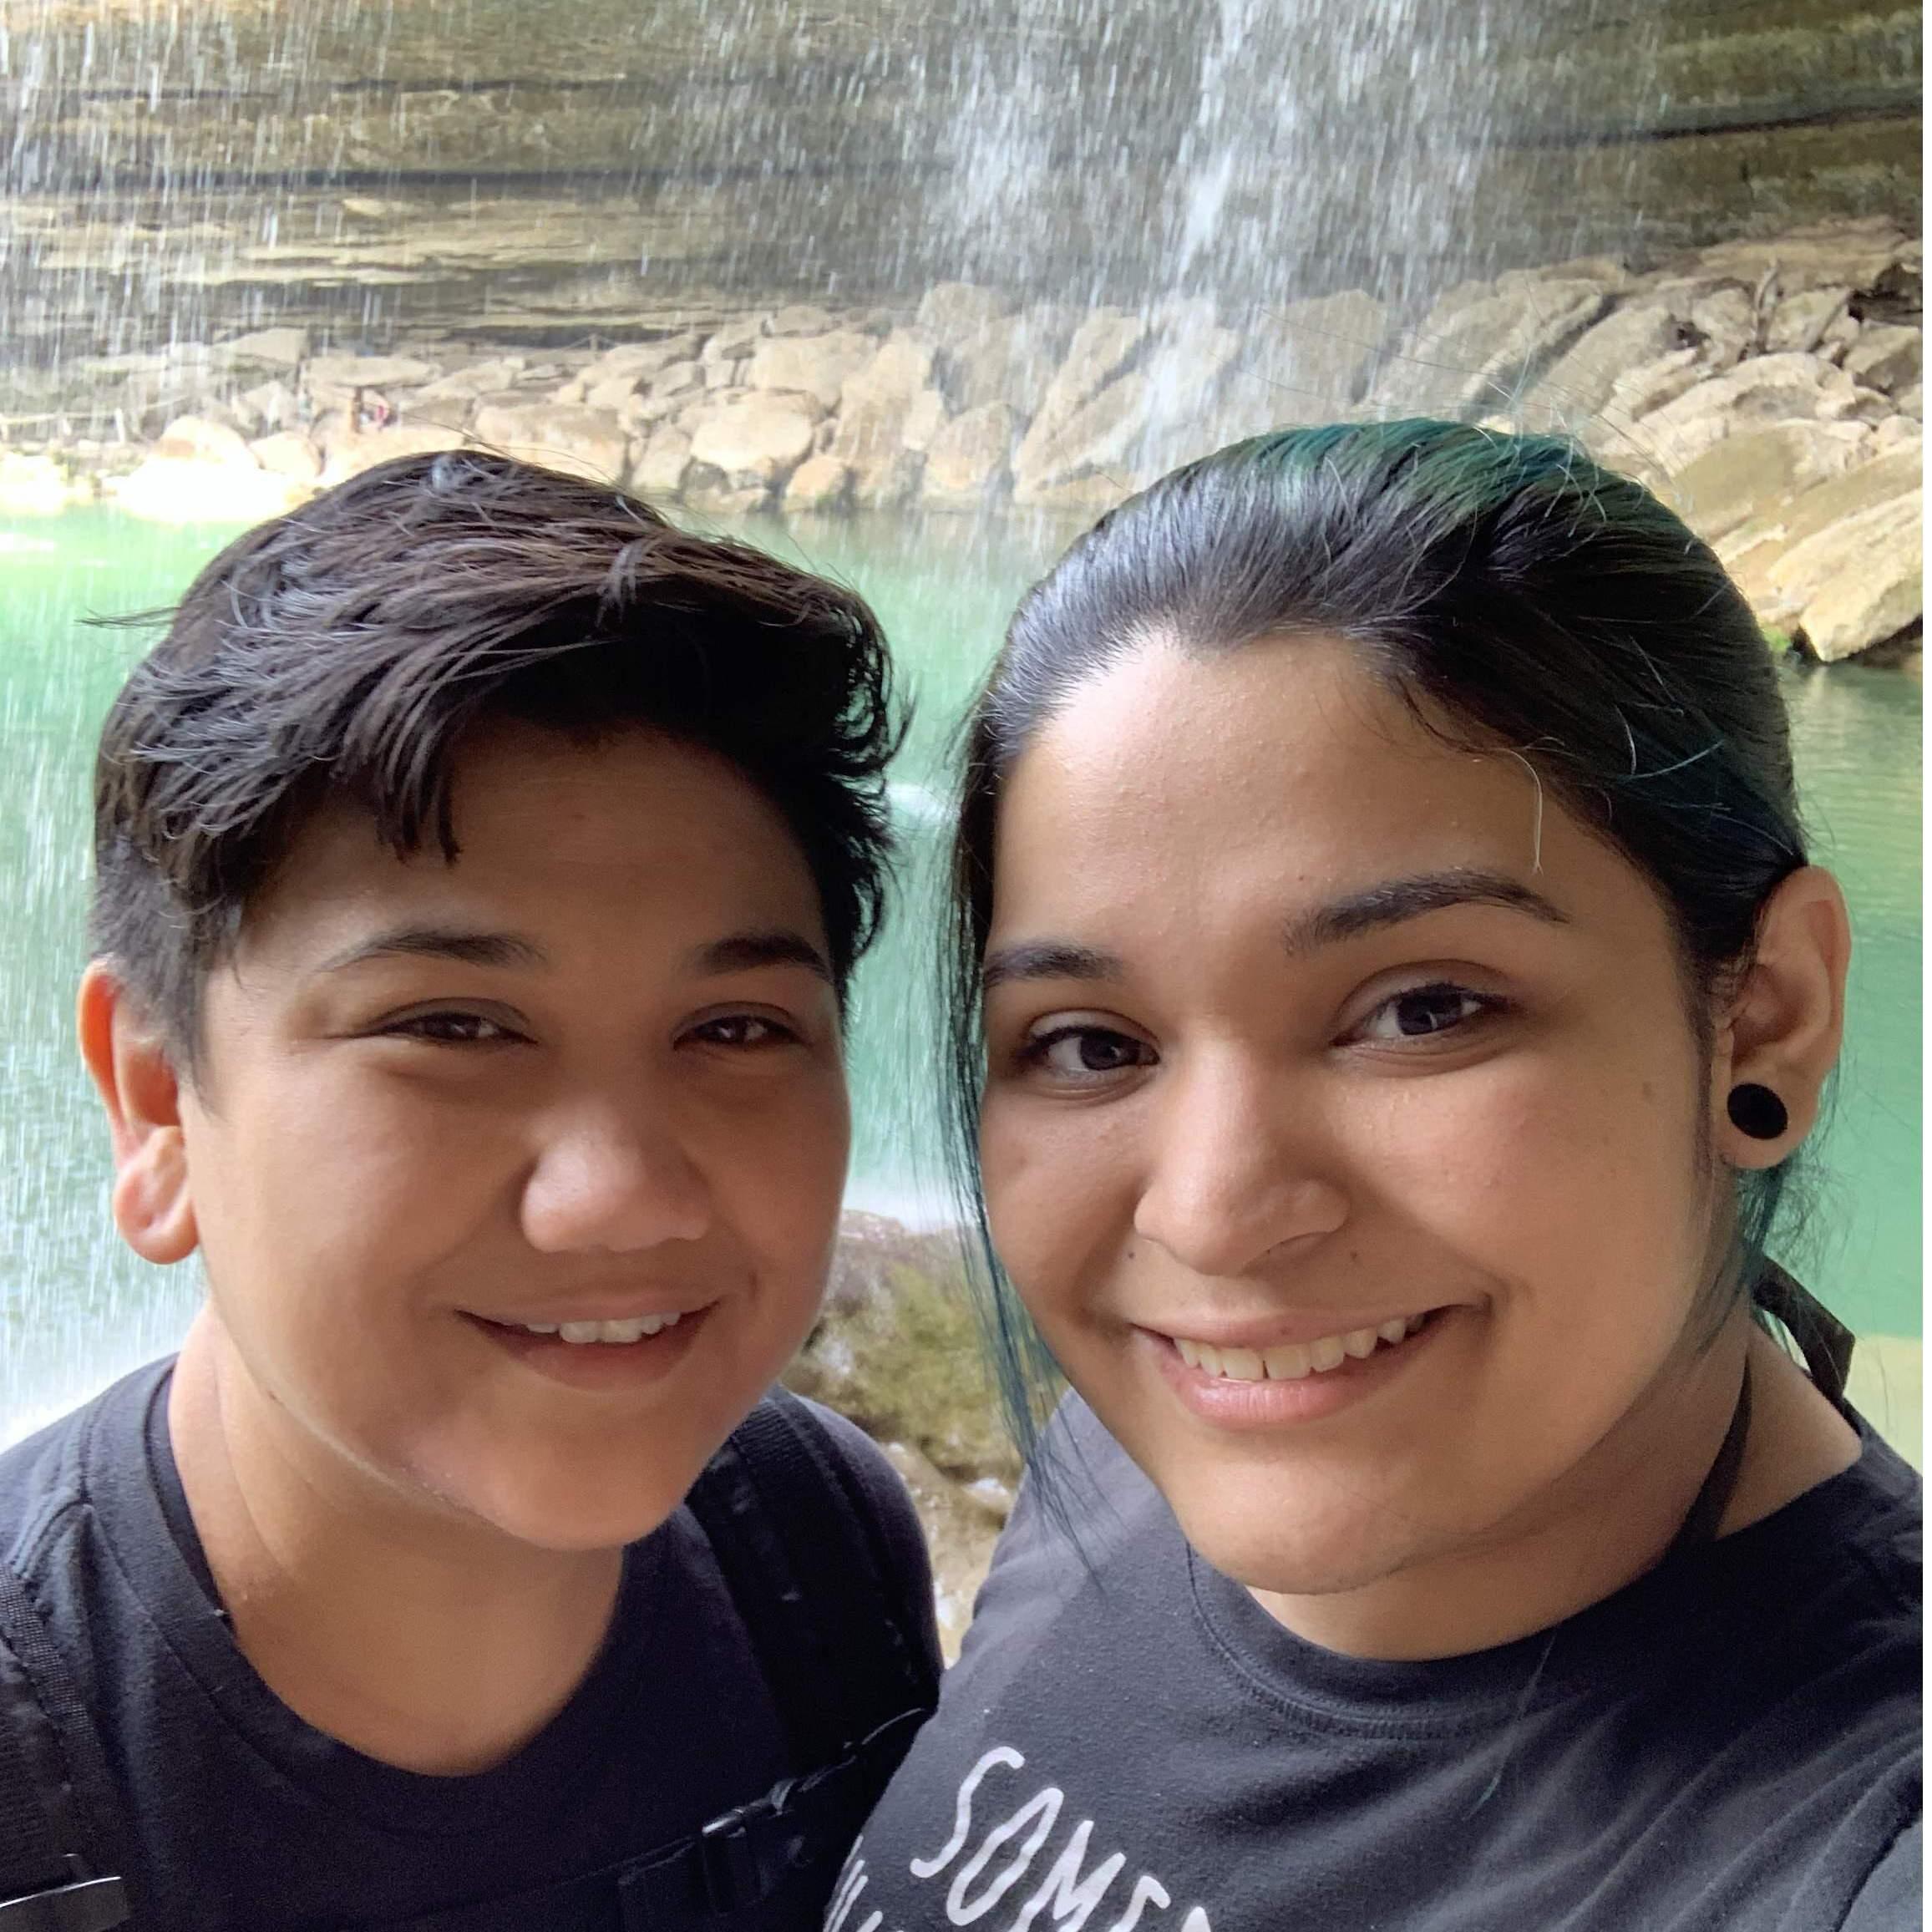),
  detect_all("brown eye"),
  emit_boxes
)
[386,1011,518,1045]
[1028,1027,1155,1078]
[1356,984,1493,1043]
[686,1014,798,1049]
